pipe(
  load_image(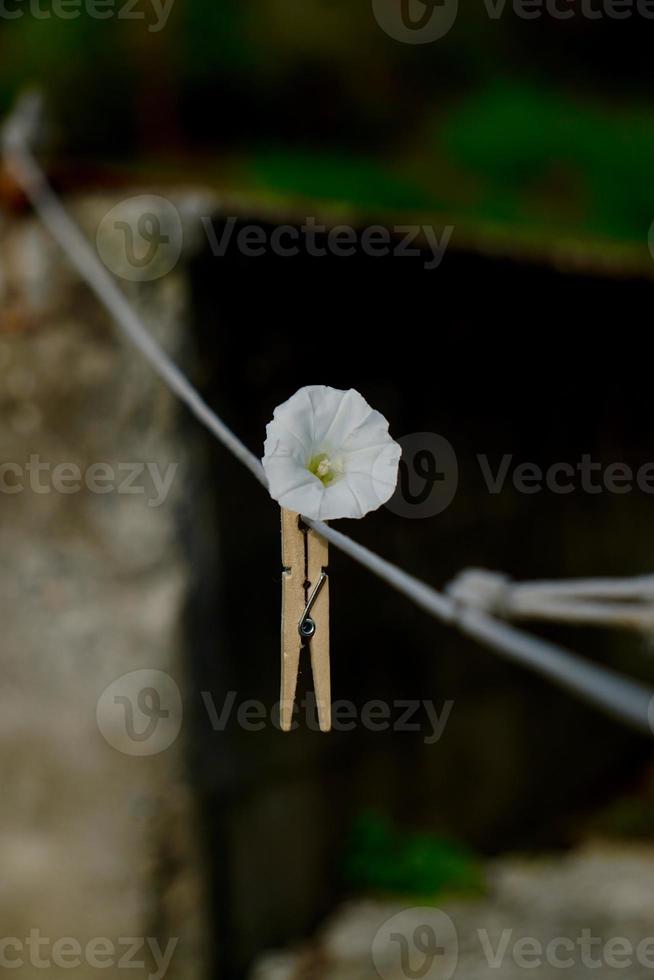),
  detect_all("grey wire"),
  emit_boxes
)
[448,568,654,631]
[509,574,654,600]
[307,521,654,734]
[2,97,267,489]
[4,94,654,737]
[458,607,654,732]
